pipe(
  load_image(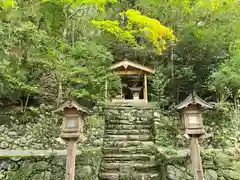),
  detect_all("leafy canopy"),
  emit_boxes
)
[92,9,176,54]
